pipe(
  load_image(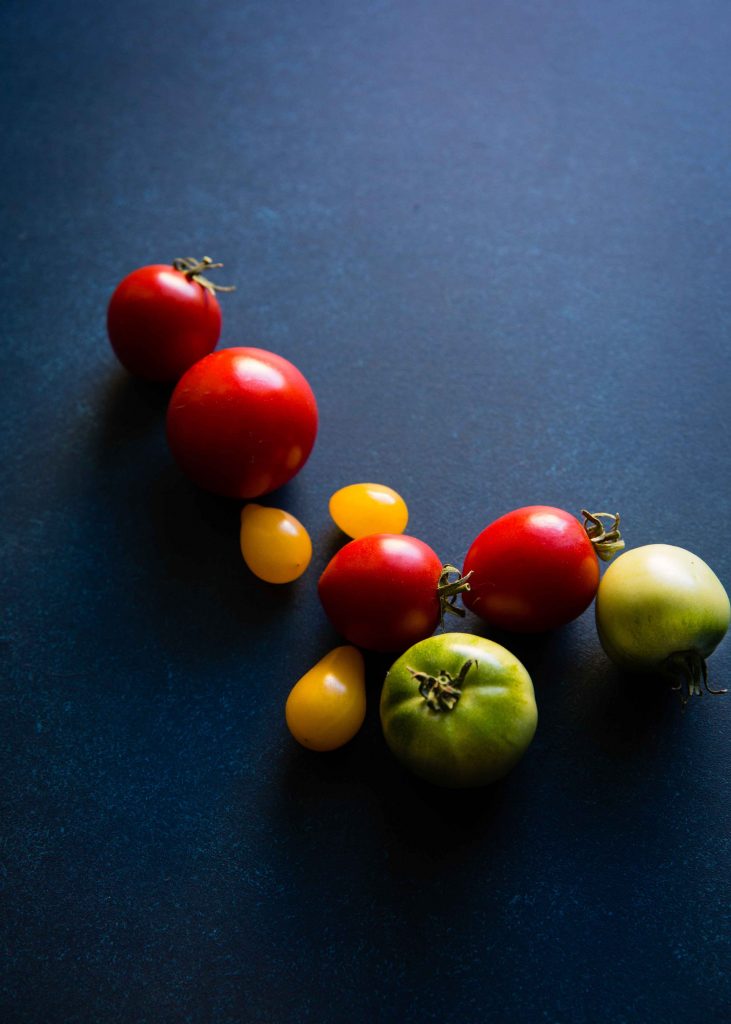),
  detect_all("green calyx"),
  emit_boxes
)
[407,659,476,712]
[581,509,625,562]
[172,256,236,295]
[437,564,473,626]
[665,650,727,707]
